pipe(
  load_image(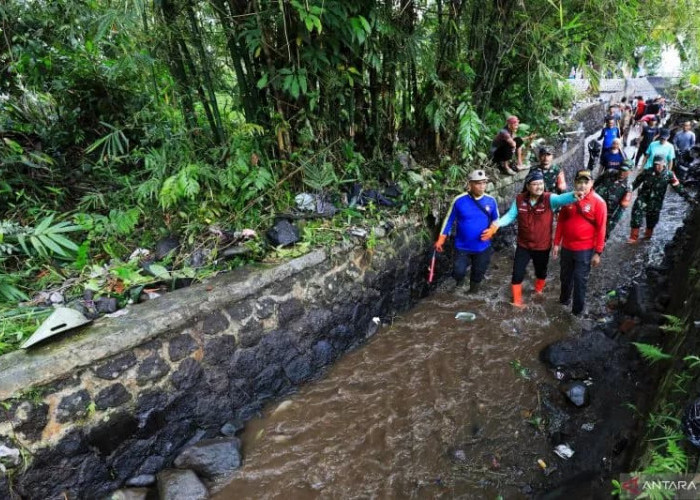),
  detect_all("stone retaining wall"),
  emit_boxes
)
[0,223,434,499]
